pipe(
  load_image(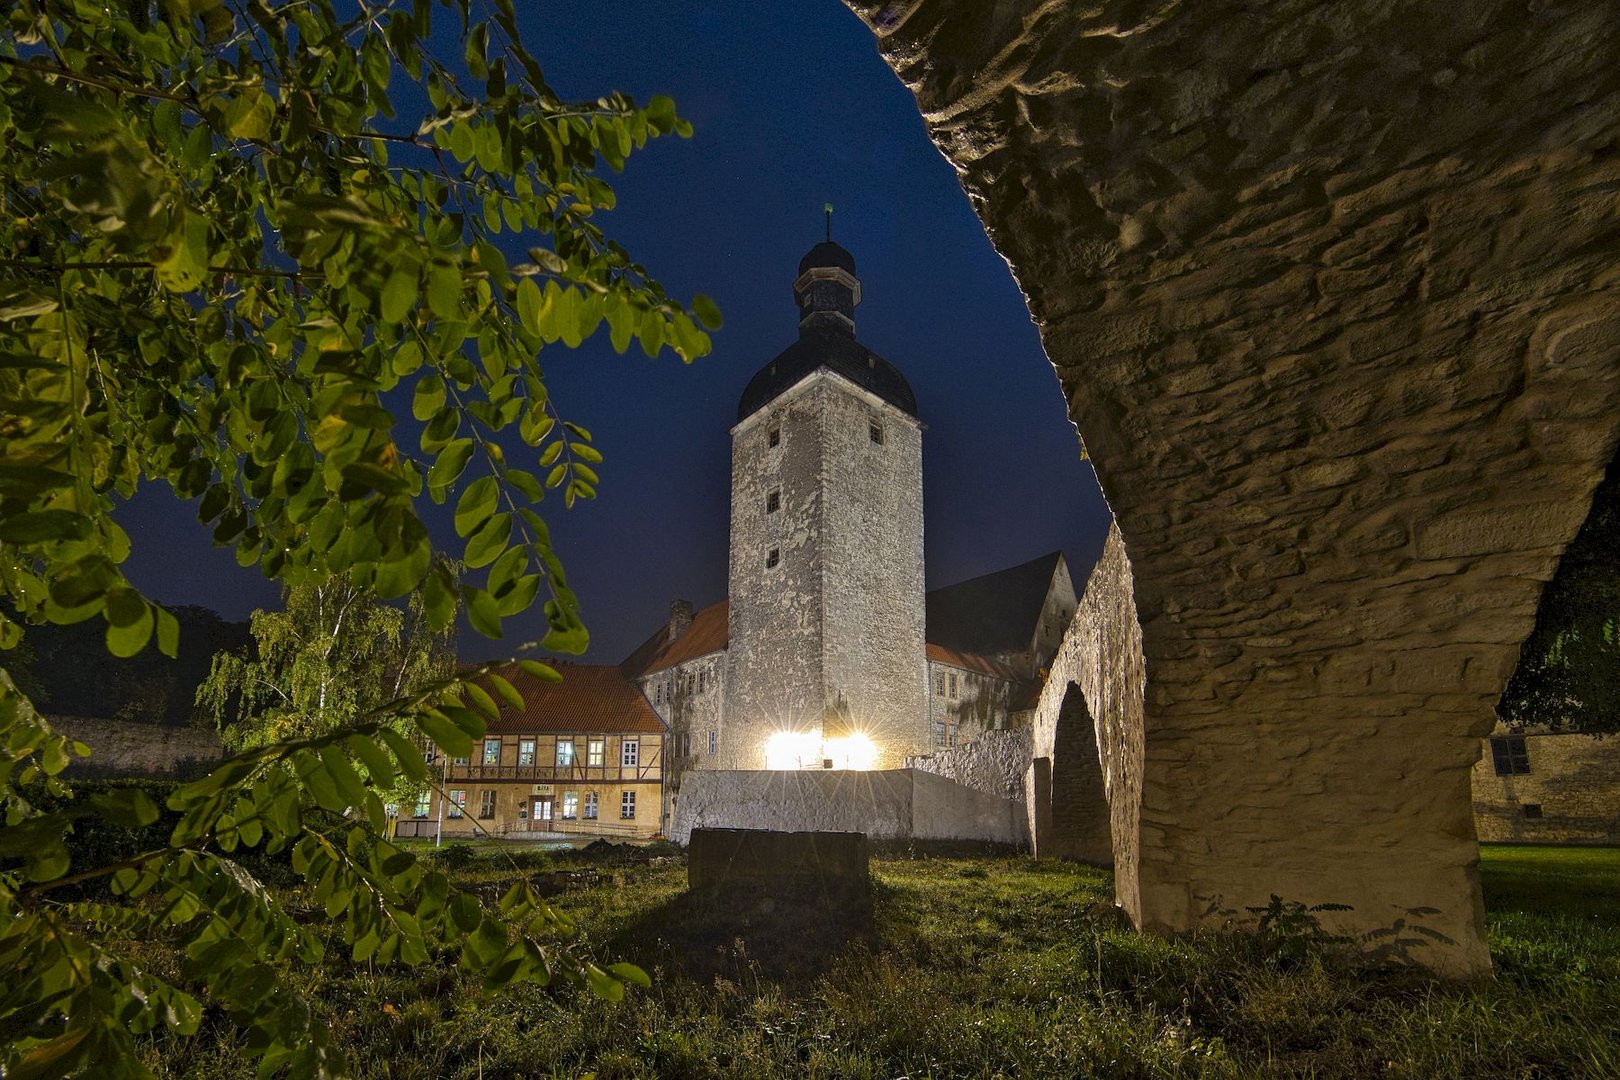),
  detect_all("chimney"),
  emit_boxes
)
[667,600,693,643]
